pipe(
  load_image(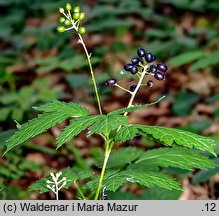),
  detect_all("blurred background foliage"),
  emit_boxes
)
[0,0,219,199]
